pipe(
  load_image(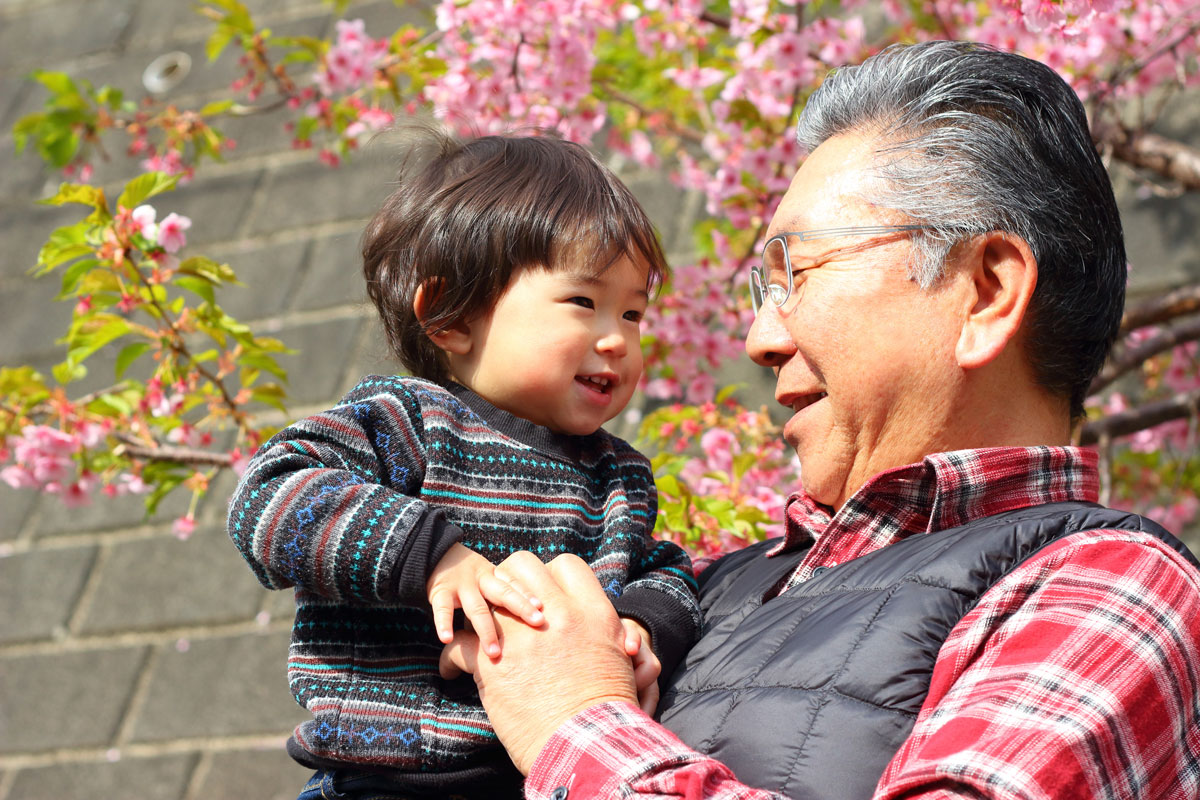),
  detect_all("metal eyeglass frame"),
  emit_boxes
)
[749,224,928,314]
